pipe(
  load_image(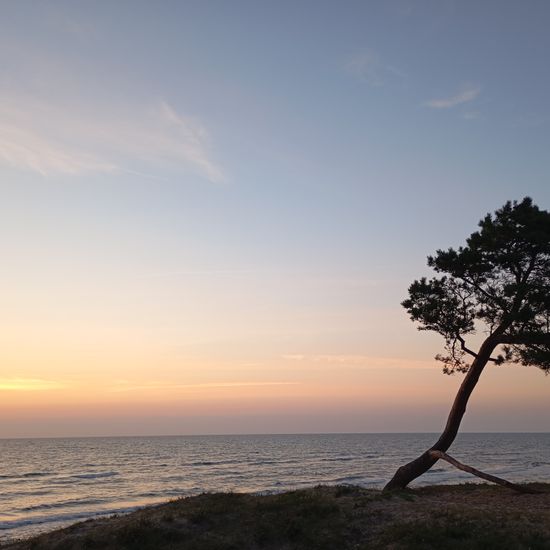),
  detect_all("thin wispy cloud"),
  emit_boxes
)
[108,381,298,393]
[146,269,259,278]
[282,354,434,370]
[154,101,225,183]
[0,93,224,182]
[346,50,385,86]
[345,49,406,87]
[0,122,116,176]
[0,378,66,391]
[425,85,480,109]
